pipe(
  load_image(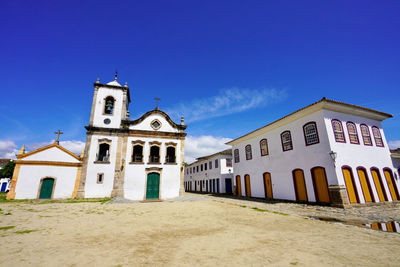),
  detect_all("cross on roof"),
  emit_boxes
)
[54,130,63,144]
[154,97,161,110]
